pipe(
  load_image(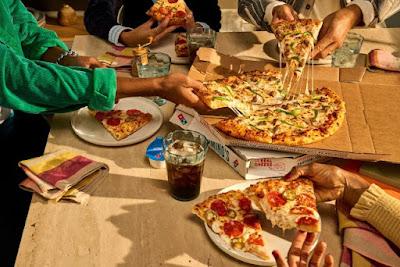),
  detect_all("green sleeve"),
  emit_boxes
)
[0,43,117,113]
[9,0,68,59]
